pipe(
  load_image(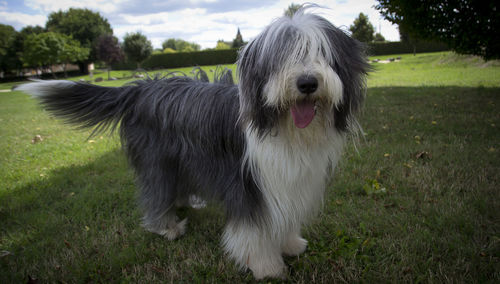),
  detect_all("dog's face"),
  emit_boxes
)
[237,9,368,138]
